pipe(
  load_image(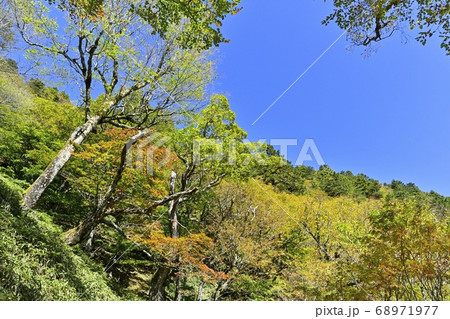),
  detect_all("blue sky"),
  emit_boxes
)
[214,0,450,196]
